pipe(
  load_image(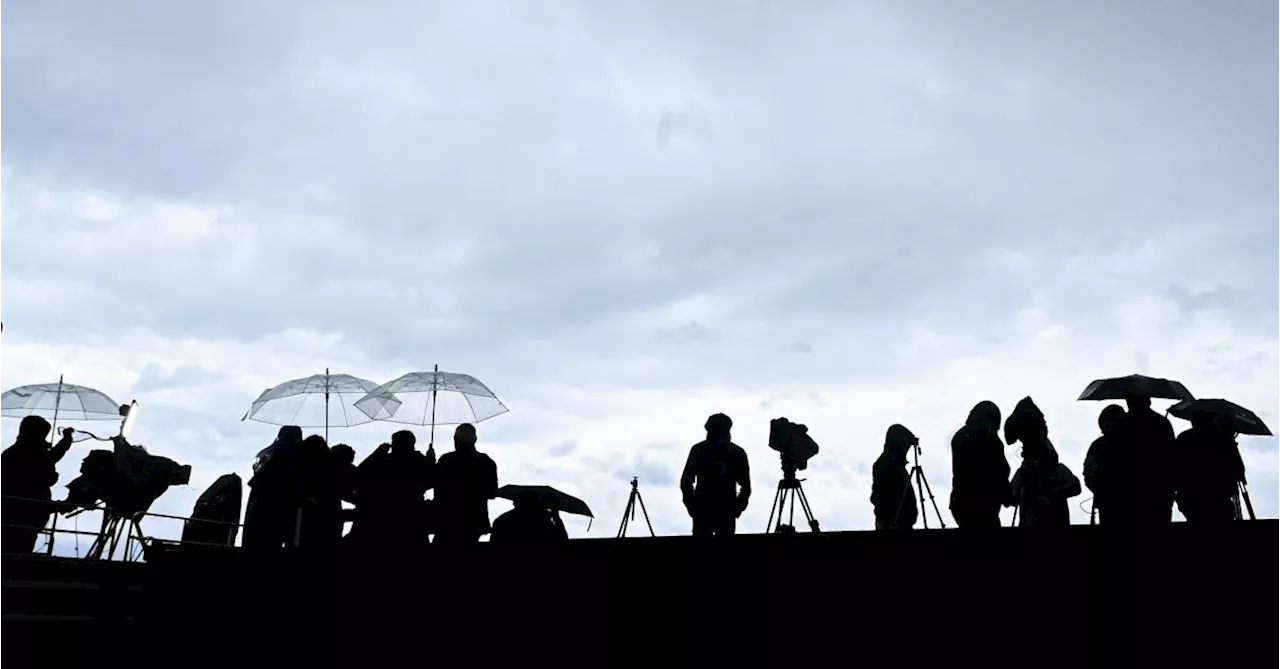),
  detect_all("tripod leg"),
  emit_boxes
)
[633,491,656,537]
[1241,484,1256,521]
[794,484,821,532]
[917,468,947,529]
[766,484,784,532]
[914,468,928,529]
[617,492,634,538]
